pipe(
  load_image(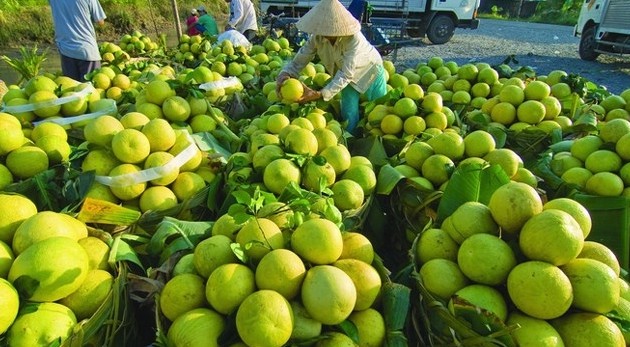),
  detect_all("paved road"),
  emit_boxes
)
[392,19,630,95]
